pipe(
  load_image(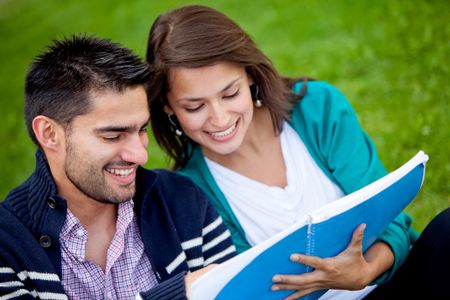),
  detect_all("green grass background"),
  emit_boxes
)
[0,0,448,231]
